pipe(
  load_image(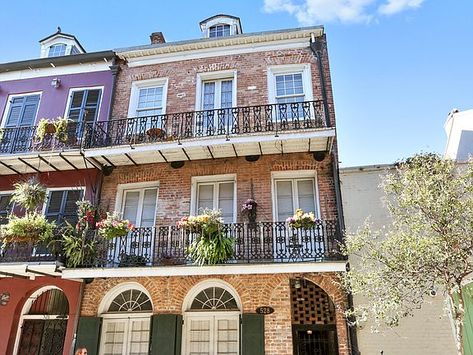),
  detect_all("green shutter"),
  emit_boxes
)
[149,314,182,355]
[74,316,102,355]
[241,313,265,355]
